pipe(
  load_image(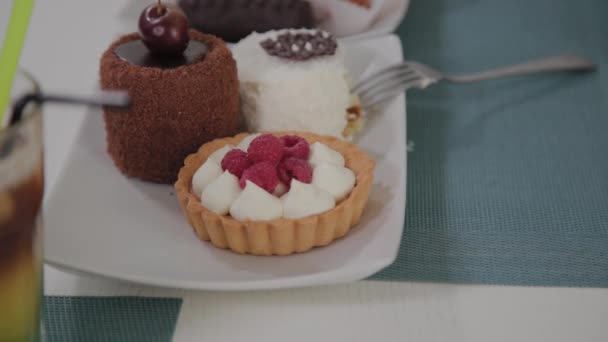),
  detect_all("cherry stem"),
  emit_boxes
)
[155,0,162,15]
